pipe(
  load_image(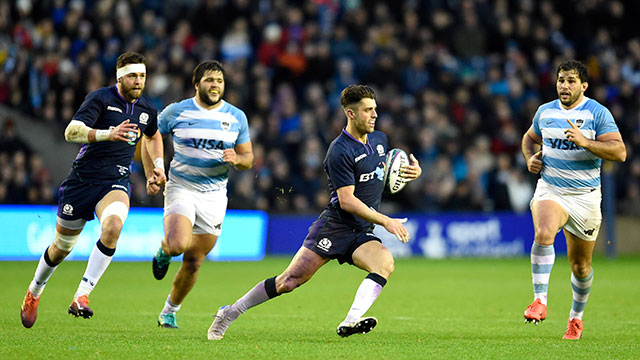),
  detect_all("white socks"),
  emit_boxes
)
[29,248,57,298]
[75,241,114,298]
[343,276,385,324]
[162,295,181,315]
